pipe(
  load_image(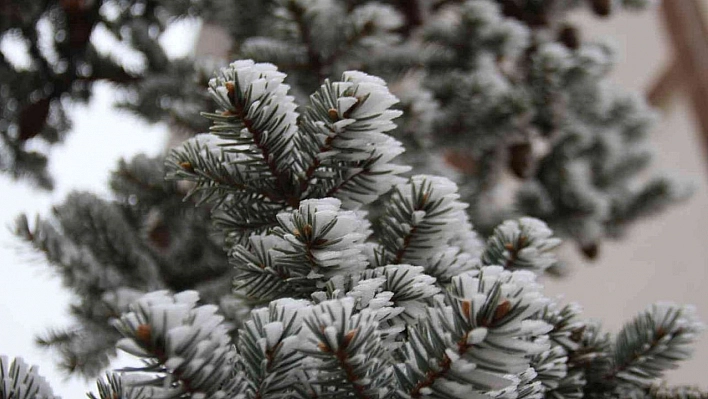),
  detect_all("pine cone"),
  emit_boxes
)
[589,0,612,17]
[581,242,599,259]
[558,25,580,50]
[508,142,534,178]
